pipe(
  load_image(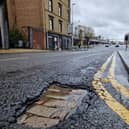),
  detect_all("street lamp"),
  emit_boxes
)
[72,3,76,25]
[71,3,76,48]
